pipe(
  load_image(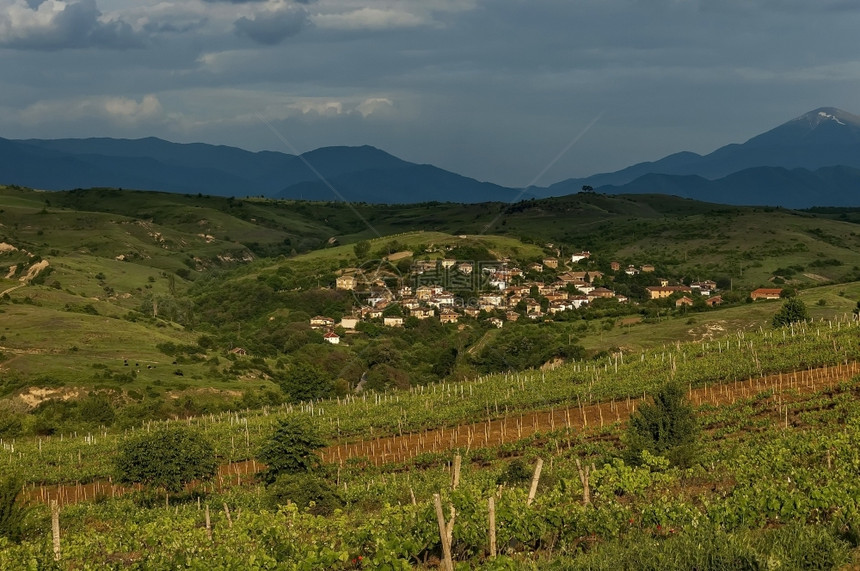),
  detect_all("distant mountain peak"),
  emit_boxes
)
[794,107,860,128]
